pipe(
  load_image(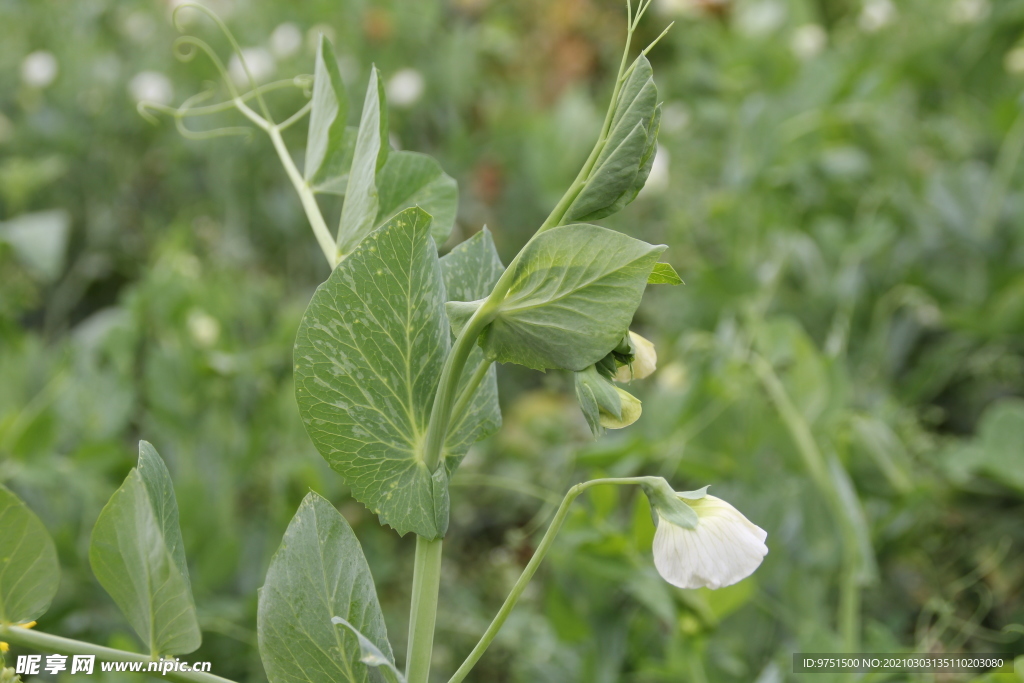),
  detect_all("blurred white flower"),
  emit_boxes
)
[270,22,303,59]
[859,0,896,32]
[615,332,658,382]
[187,309,220,348]
[386,68,425,108]
[949,0,989,24]
[640,144,670,197]
[228,47,275,86]
[790,24,827,60]
[21,51,59,89]
[660,102,690,134]
[651,488,768,590]
[129,71,173,105]
[735,1,786,37]
[656,361,689,391]
[306,24,337,53]
[121,11,156,43]
[655,0,728,15]
[1005,48,1024,75]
